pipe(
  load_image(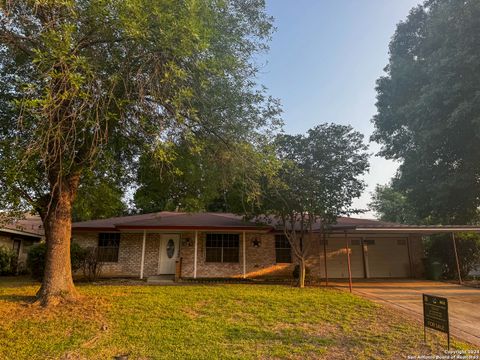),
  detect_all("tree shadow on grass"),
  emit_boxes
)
[0,293,36,303]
